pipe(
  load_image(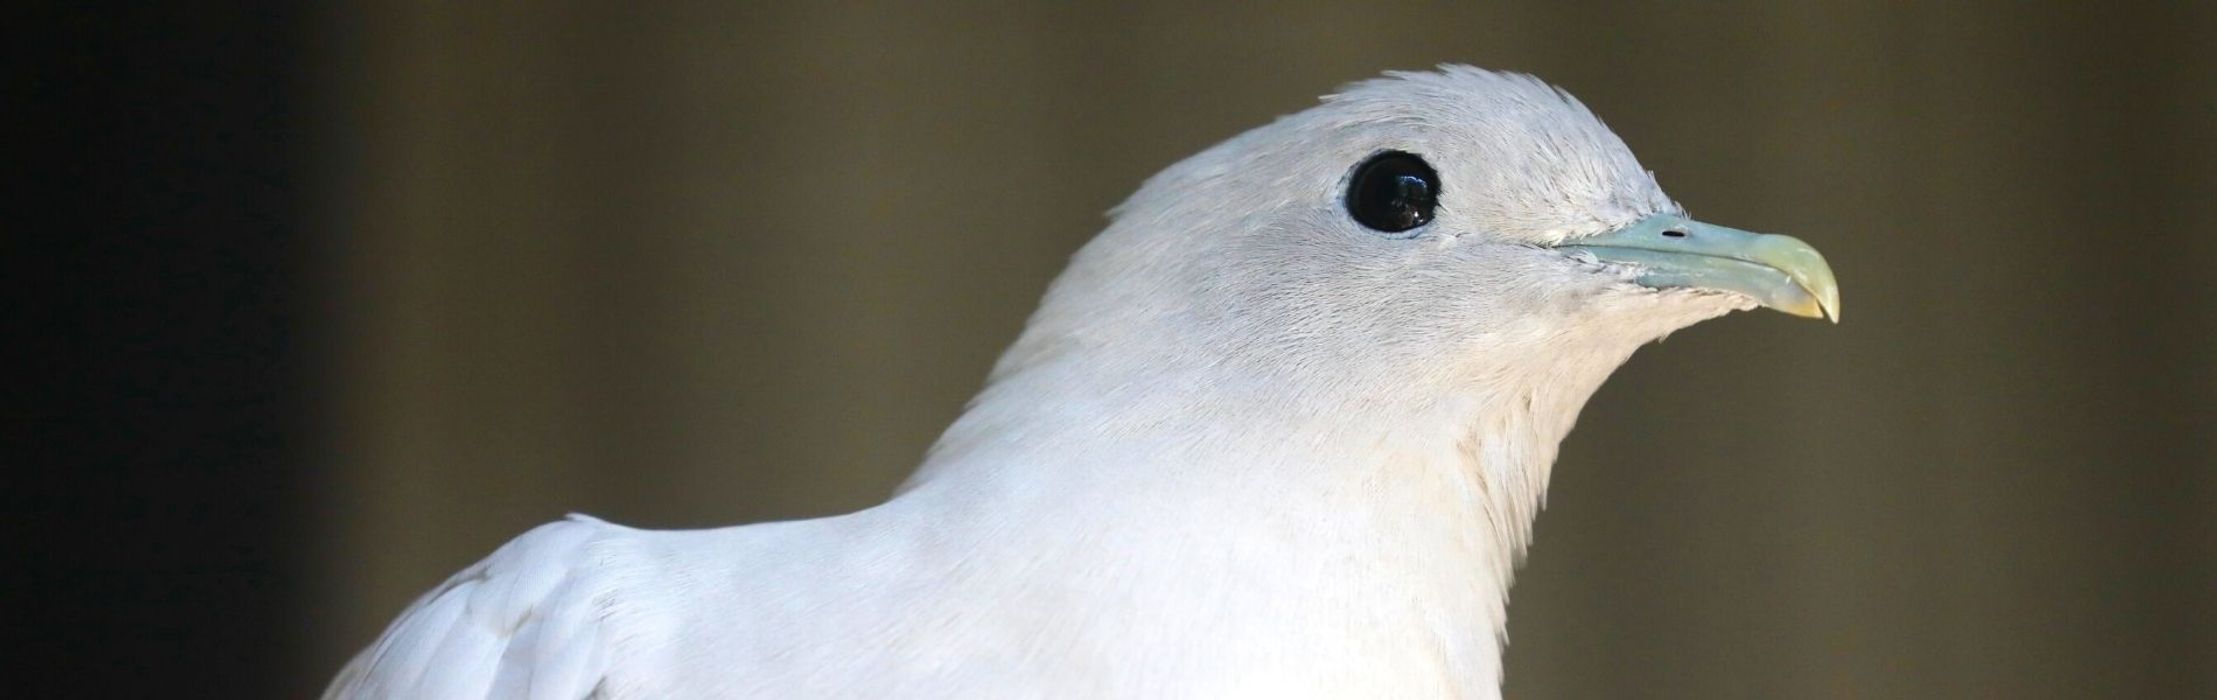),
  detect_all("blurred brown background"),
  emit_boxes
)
[24,2,2213,699]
